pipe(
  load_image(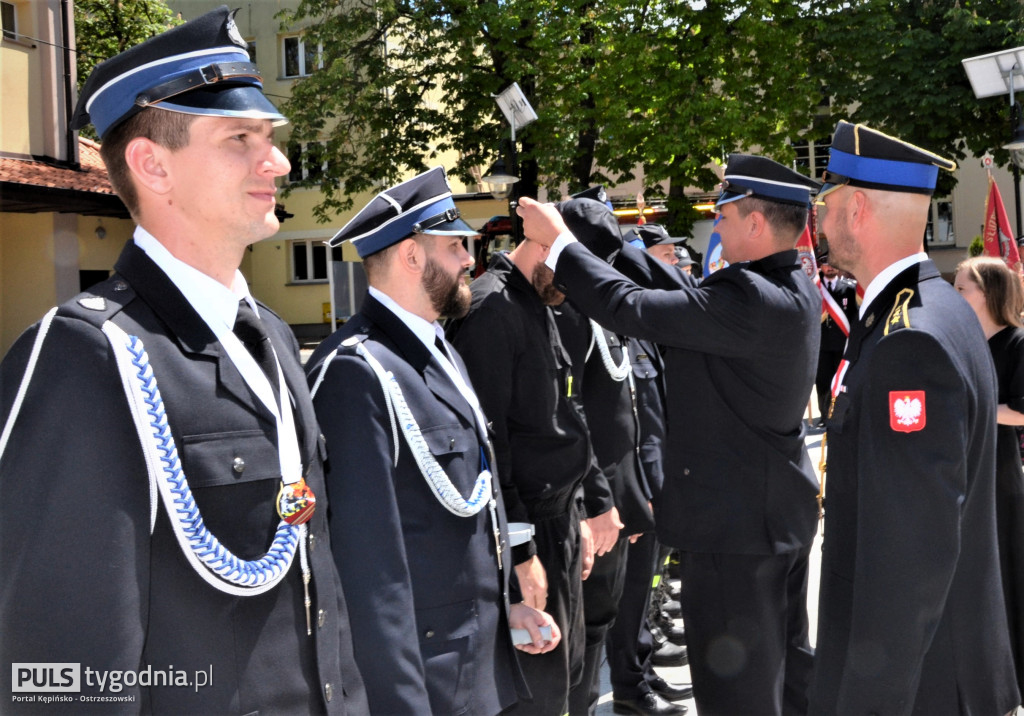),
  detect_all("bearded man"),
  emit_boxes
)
[305,167,559,716]
[446,235,607,715]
